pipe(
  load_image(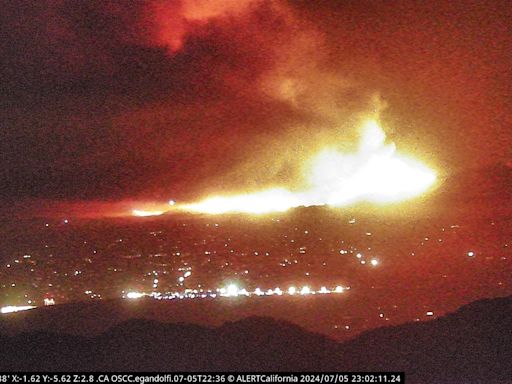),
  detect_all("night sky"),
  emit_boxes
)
[1,0,511,214]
